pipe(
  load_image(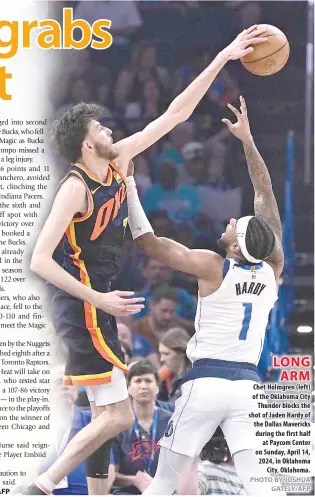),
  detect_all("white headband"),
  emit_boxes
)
[236,216,262,264]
